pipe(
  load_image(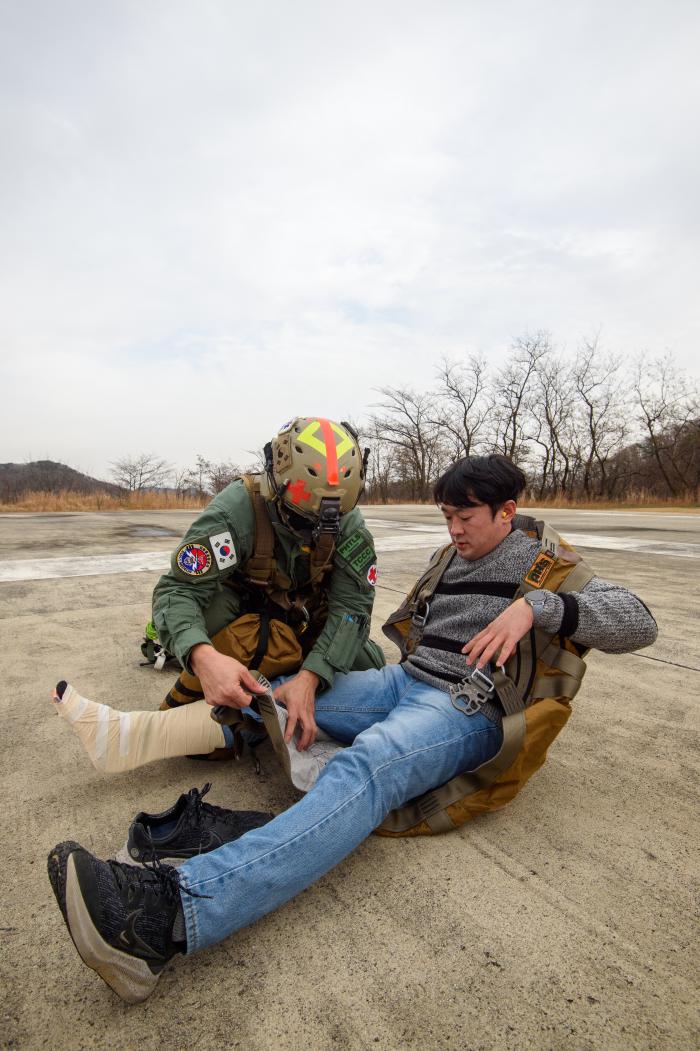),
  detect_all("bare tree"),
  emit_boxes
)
[207,461,241,493]
[633,354,699,497]
[573,338,628,498]
[184,455,211,498]
[110,454,171,492]
[368,387,444,501]
[433,355,490,458]
[529,353,578,498]
[492,333,550,460]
